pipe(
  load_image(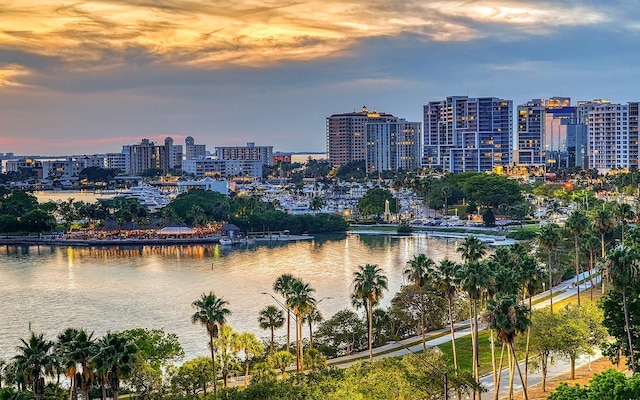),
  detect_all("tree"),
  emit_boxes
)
[605,245,640,372]
[352,264,388,362]
[356,188,397,219]
[457,260,493,393]
[273,274,296,353]
[303,308,323,350]
[20,209,56,233]
[233,332,263,387]
[614,202,633,241]
[565,210,590,305]
[121,328,184,371]
[258,305,285,356]
[592,208,615,291]
[314,309,367,358]
[57,328,95,400]
[524,308,560,392]
[456,236,488,263]
[191,292,231,399]
[537,223,561,312]
[483,294,530,400]
[268,351,295,376]
[581,231,601,301]
[13,333,55,400]
[433,259,461,373]
[404,254,436,350]
[554,306,596,380]
[285,279,316,371]
[92,332,137,400]
[168,356,214,398]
